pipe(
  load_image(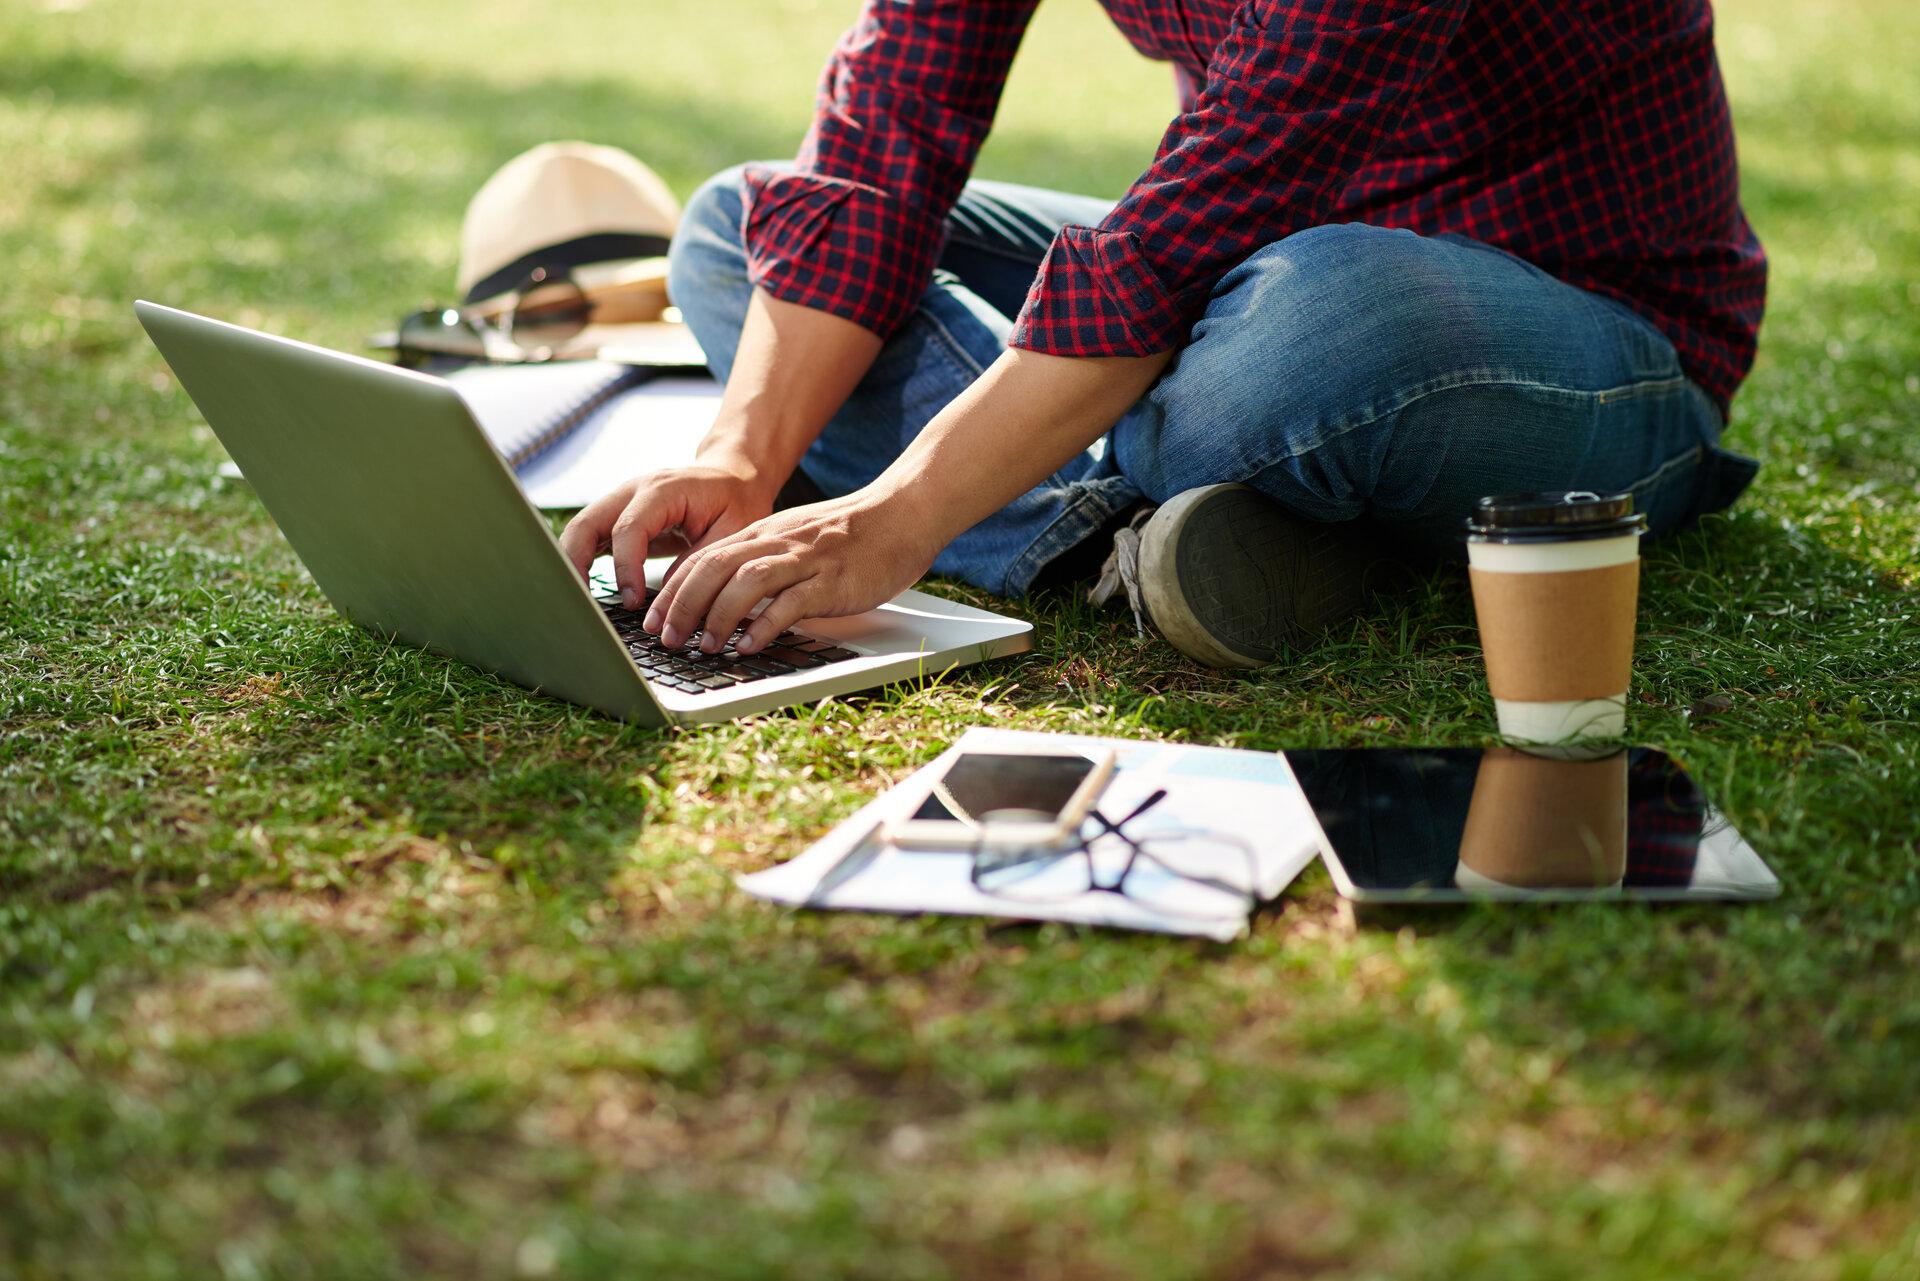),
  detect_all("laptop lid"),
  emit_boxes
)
[135,301,664,724]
